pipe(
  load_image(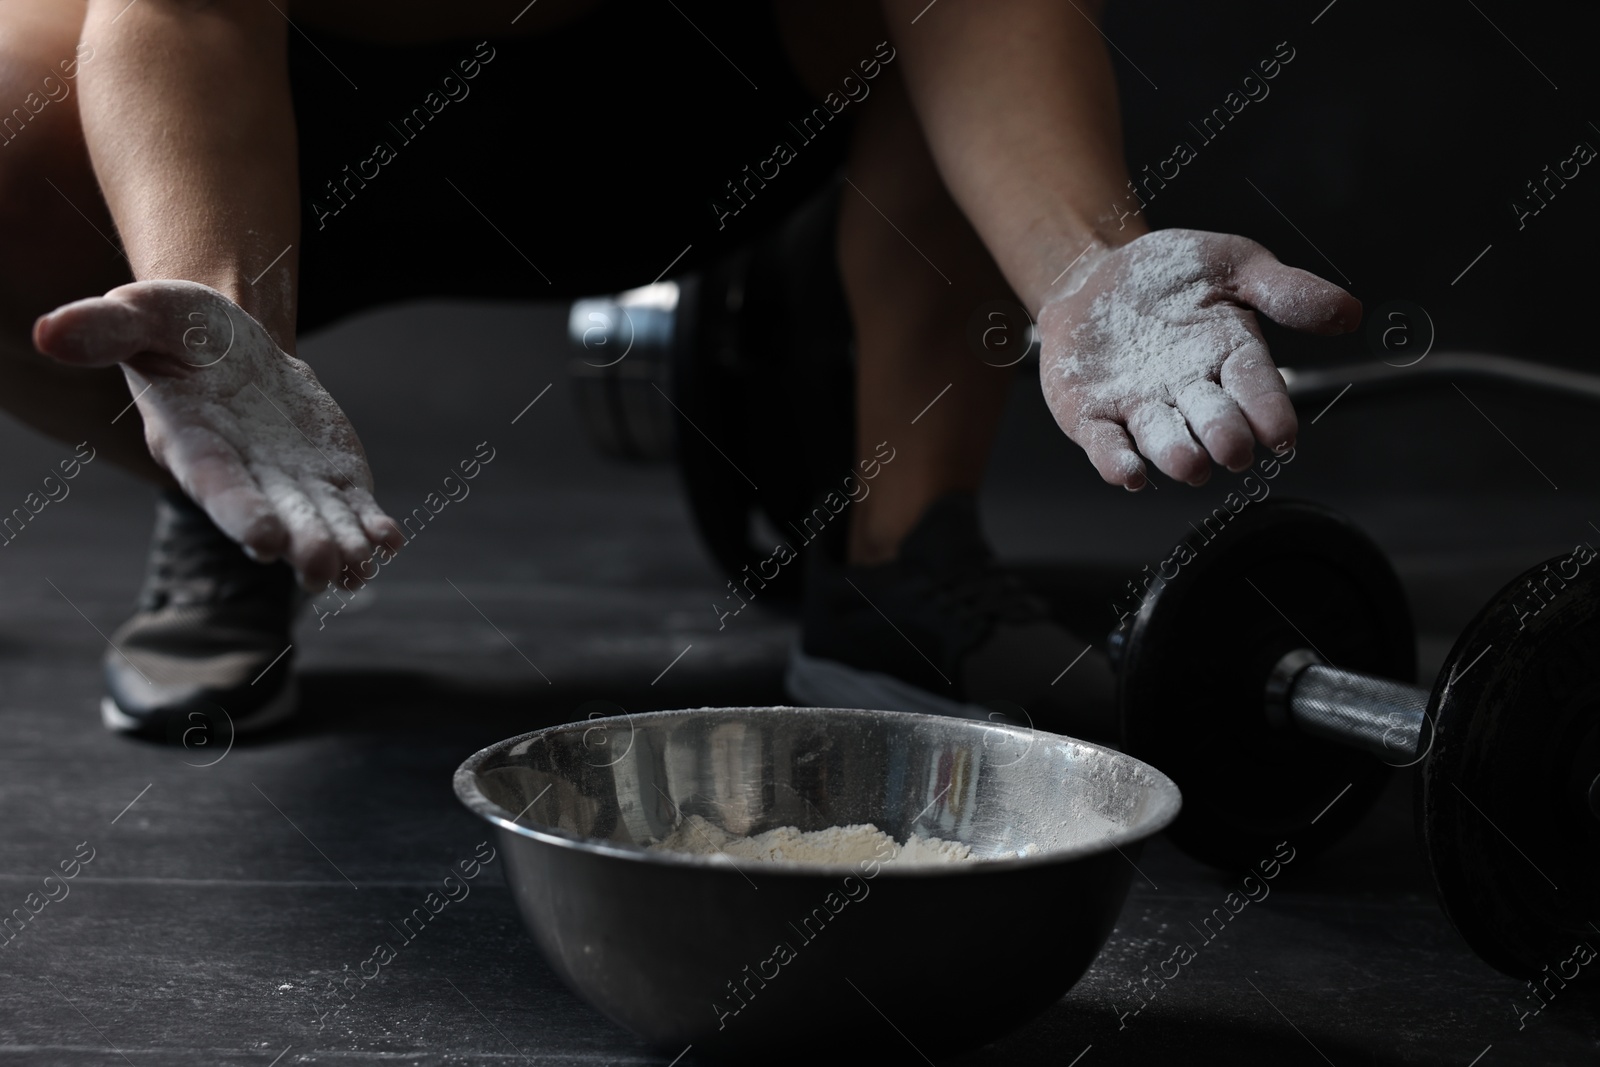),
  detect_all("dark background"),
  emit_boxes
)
[1107,0,1600,369]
